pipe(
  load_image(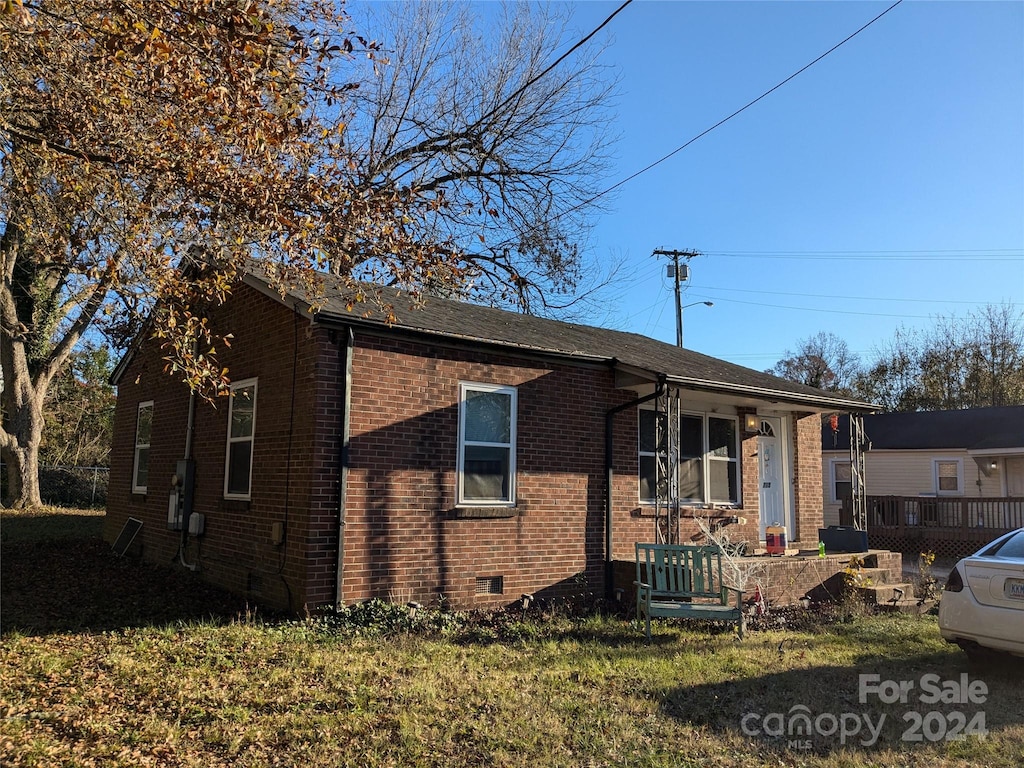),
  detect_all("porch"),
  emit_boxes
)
[612,547,905,609]
[846,495,1024,560]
